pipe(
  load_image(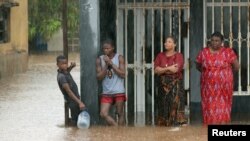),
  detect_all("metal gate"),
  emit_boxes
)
[204,0,250,95]
[116,0,190,126]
